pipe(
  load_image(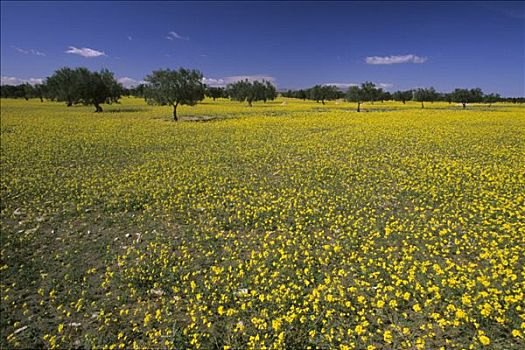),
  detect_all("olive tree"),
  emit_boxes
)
[483,93,501,108]
[346,82,381,112]
[308,85,340,104]
[144,68,205,121]
[227,79,277,106]
[76,68,123,112]
[205,86,226,101]
[45,67,81,106]
[392,90,413,104]
[452,88,483,109]
[45,67,122,111]
[413,87,438,108]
